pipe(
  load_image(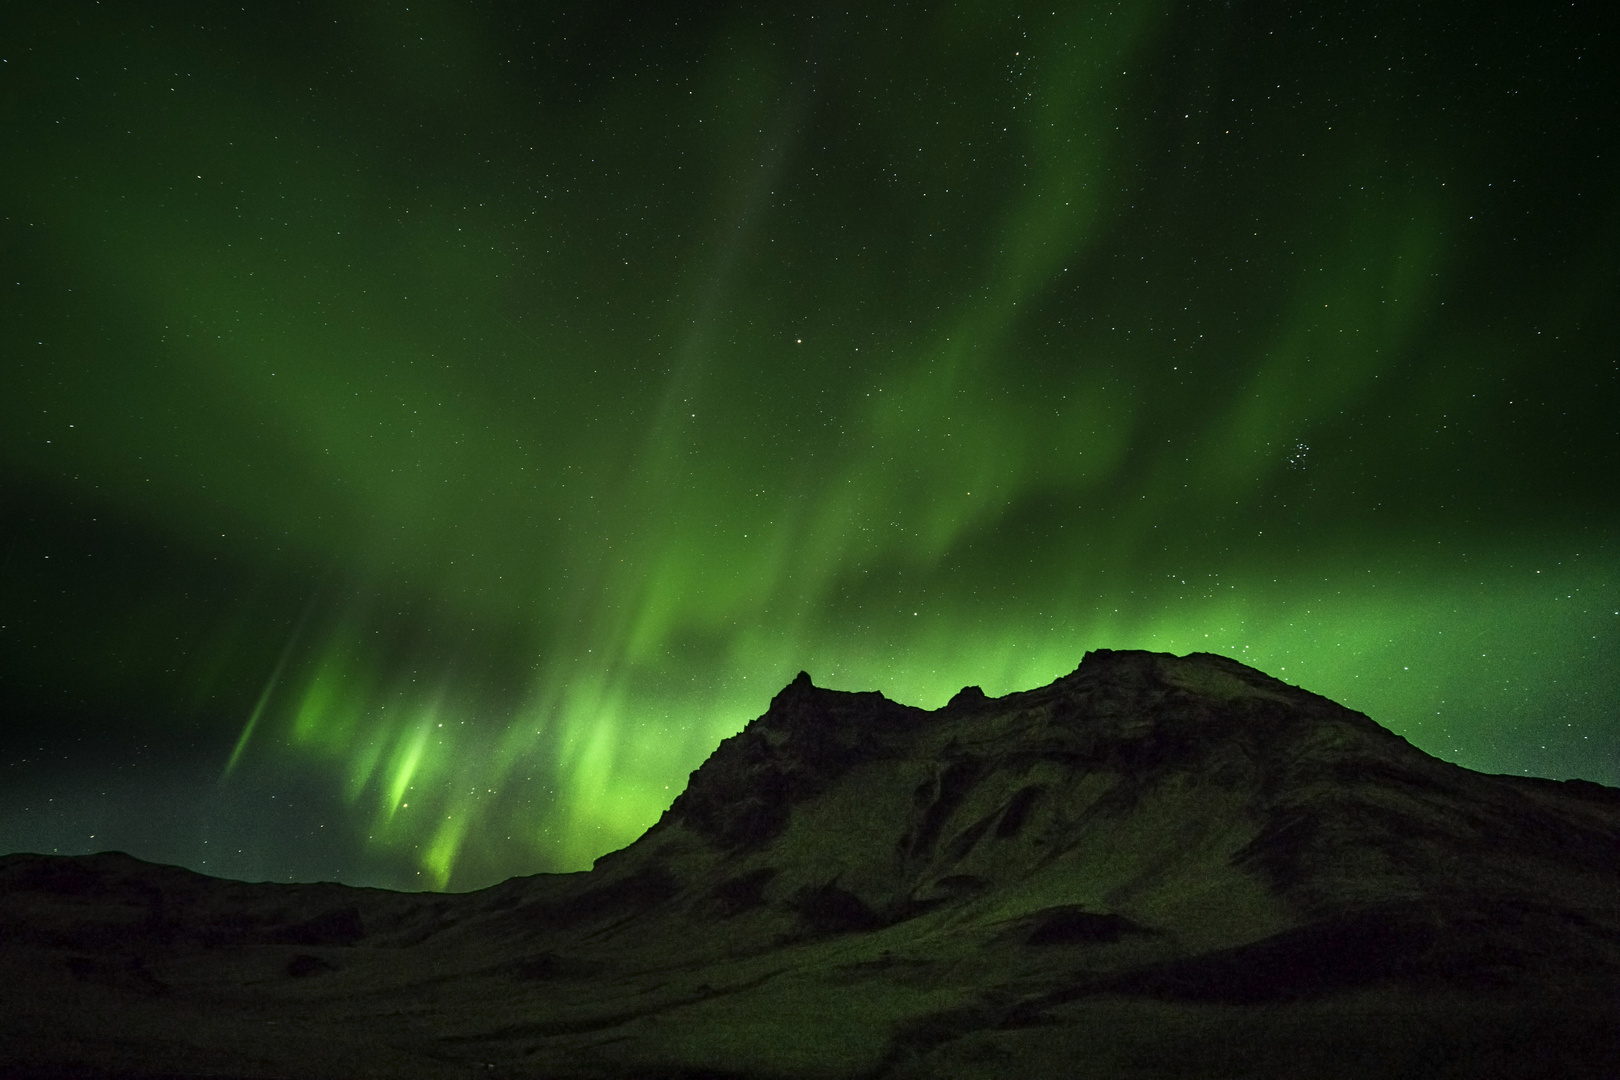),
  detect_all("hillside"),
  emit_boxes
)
[3,649,1616,1078]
